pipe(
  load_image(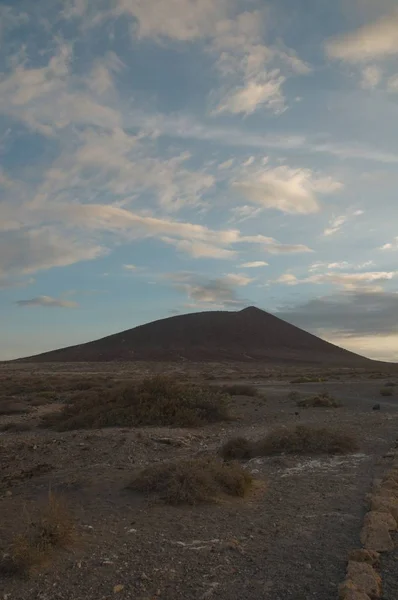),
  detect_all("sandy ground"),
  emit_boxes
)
[1,363,398,599]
